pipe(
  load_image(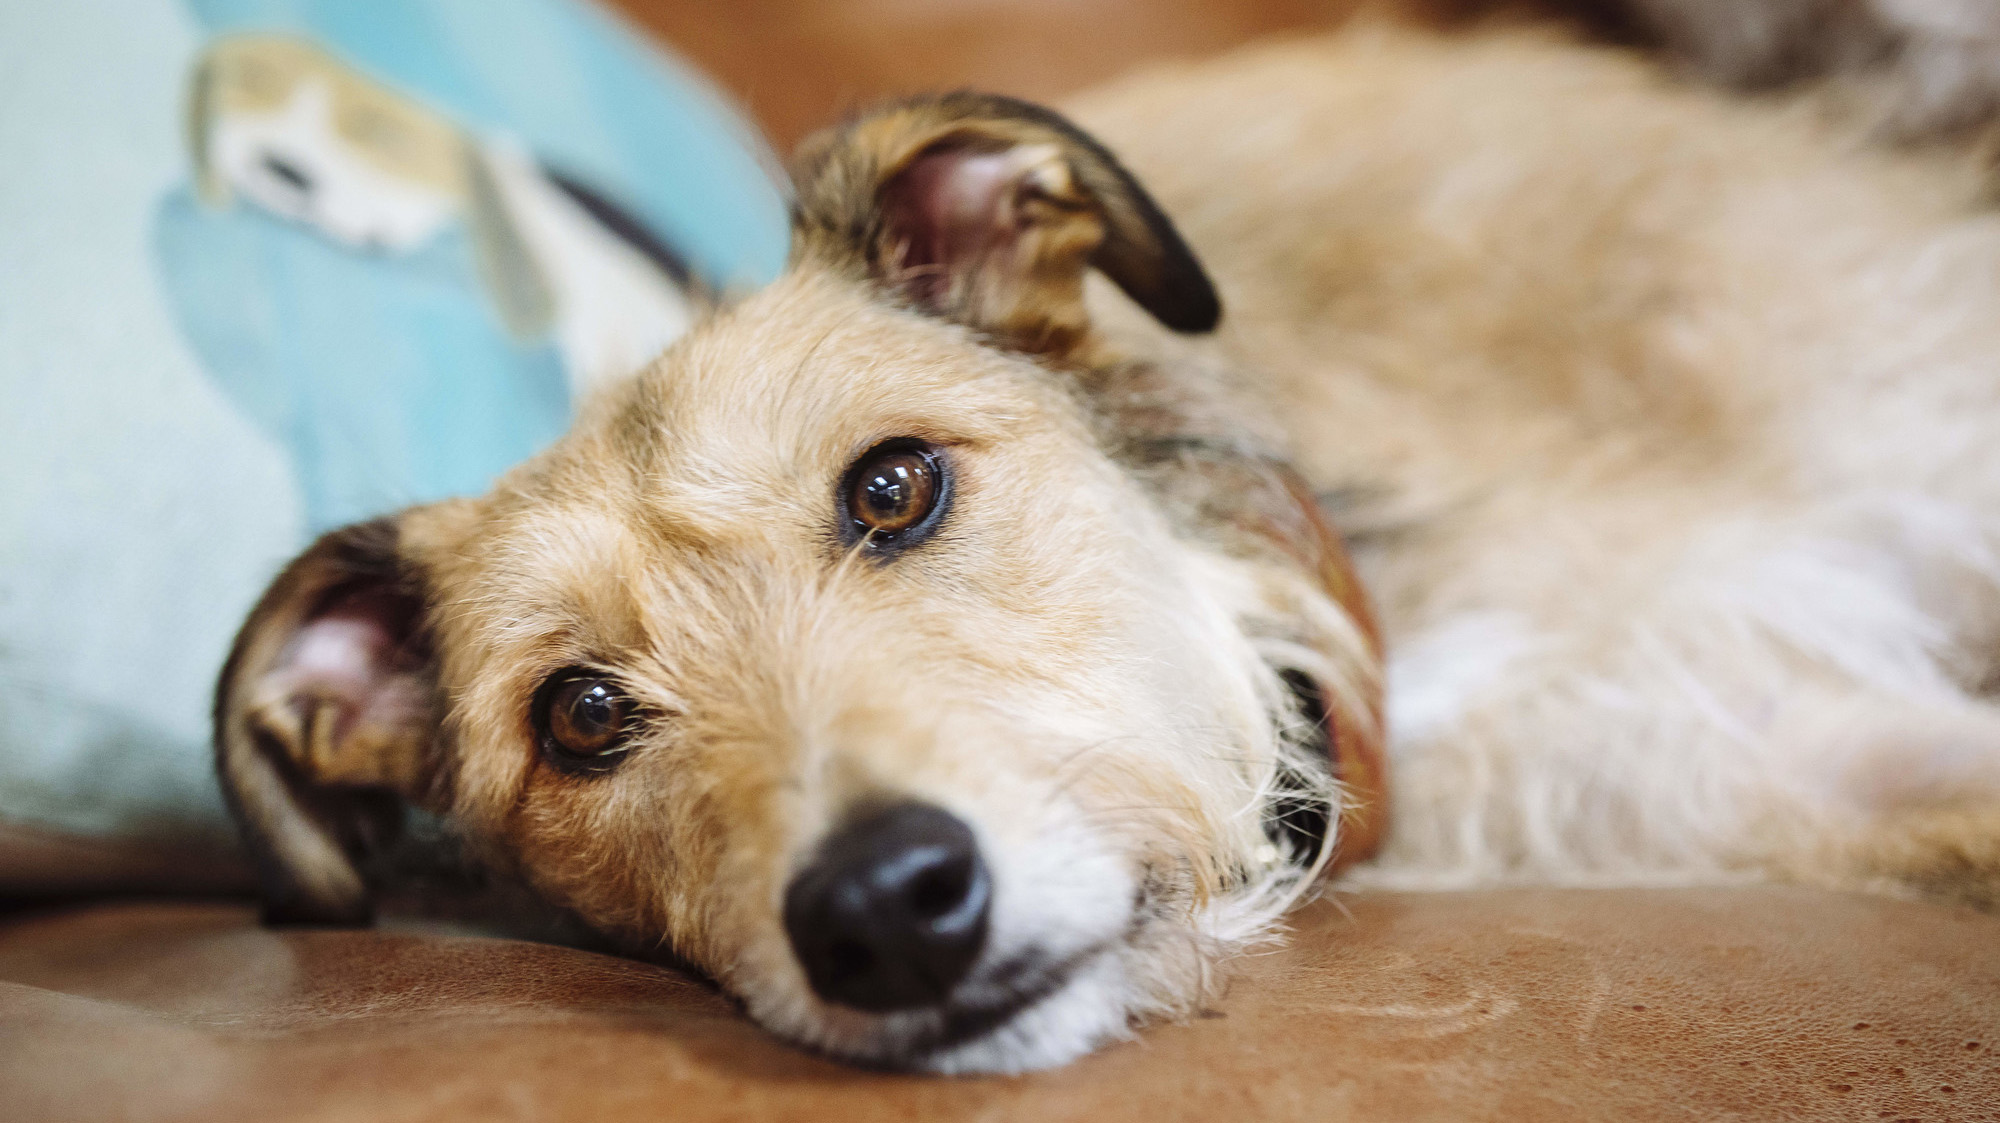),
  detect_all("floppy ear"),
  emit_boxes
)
[214,515,444,926]
[790,92,1220,354]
